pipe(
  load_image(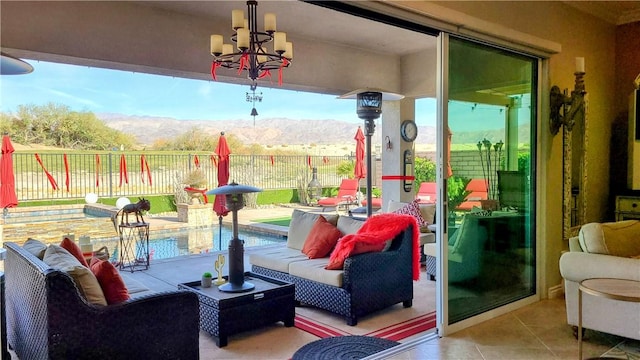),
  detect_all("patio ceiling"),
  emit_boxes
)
[134,1,434,57]
[2,1,636,100]
[1,1,437,98]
